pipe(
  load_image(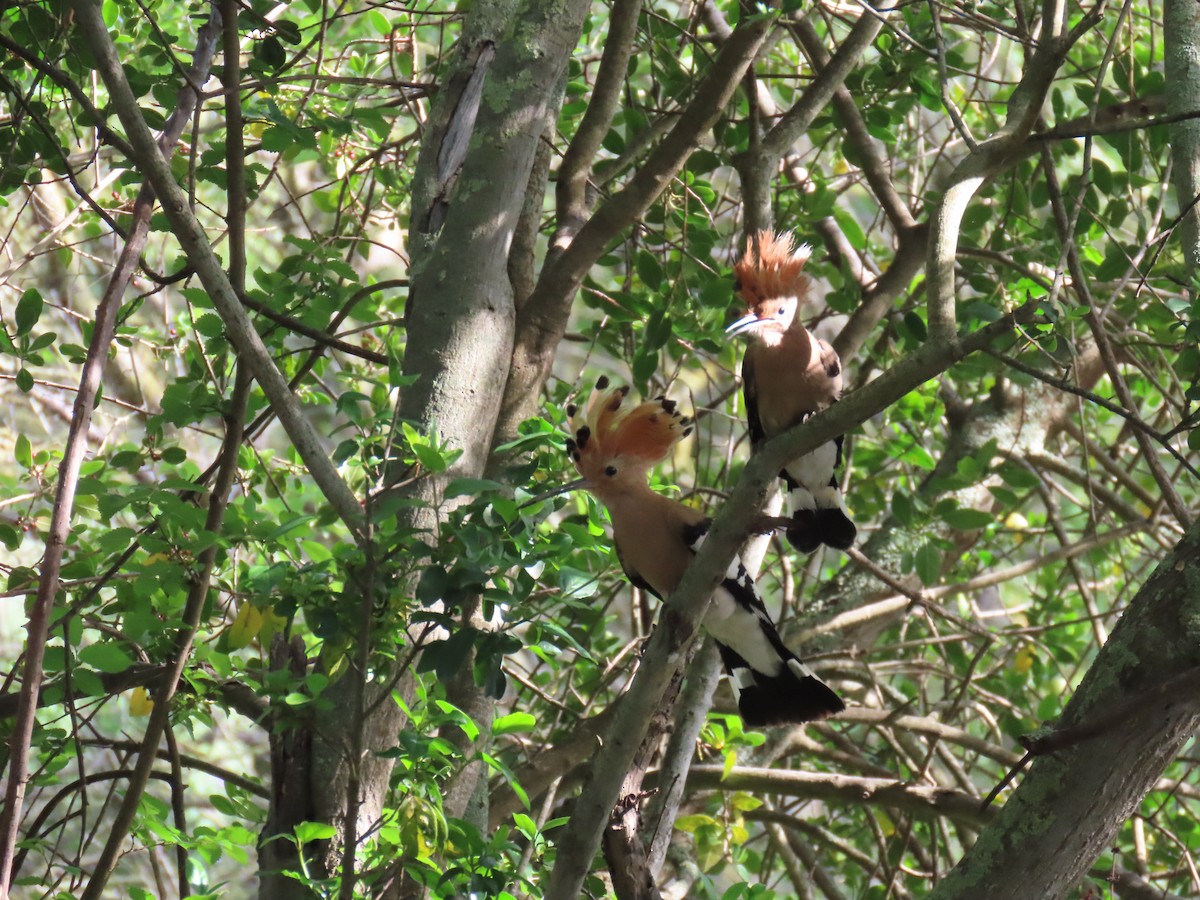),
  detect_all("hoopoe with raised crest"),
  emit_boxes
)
[726,230,857,554]
[564,378,844,726]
